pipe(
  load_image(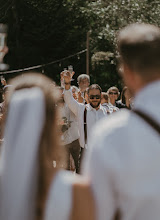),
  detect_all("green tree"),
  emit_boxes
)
[1,0,160,89]
[0,0,91,83]
[87,0,160,91]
